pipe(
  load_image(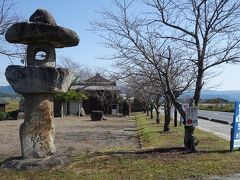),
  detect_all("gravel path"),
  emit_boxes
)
[0,116,139,159]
